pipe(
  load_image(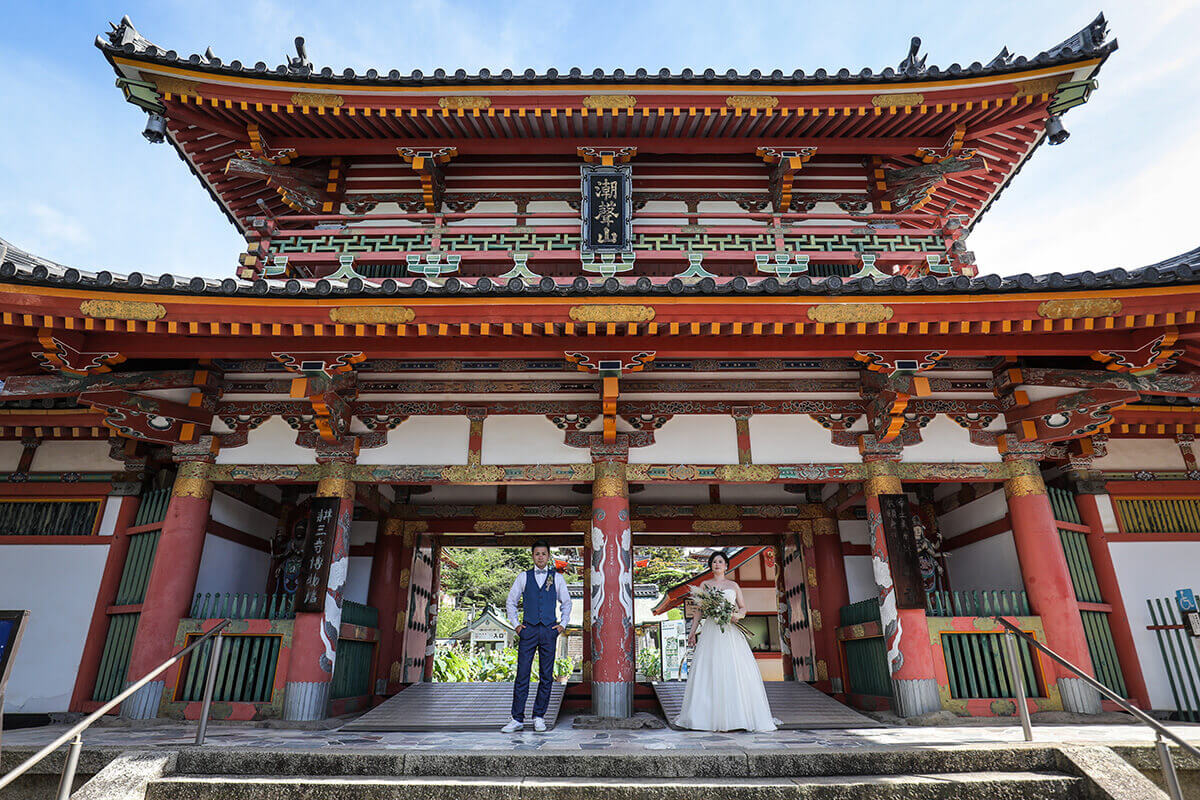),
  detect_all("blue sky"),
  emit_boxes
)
[1,1,1197,279]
